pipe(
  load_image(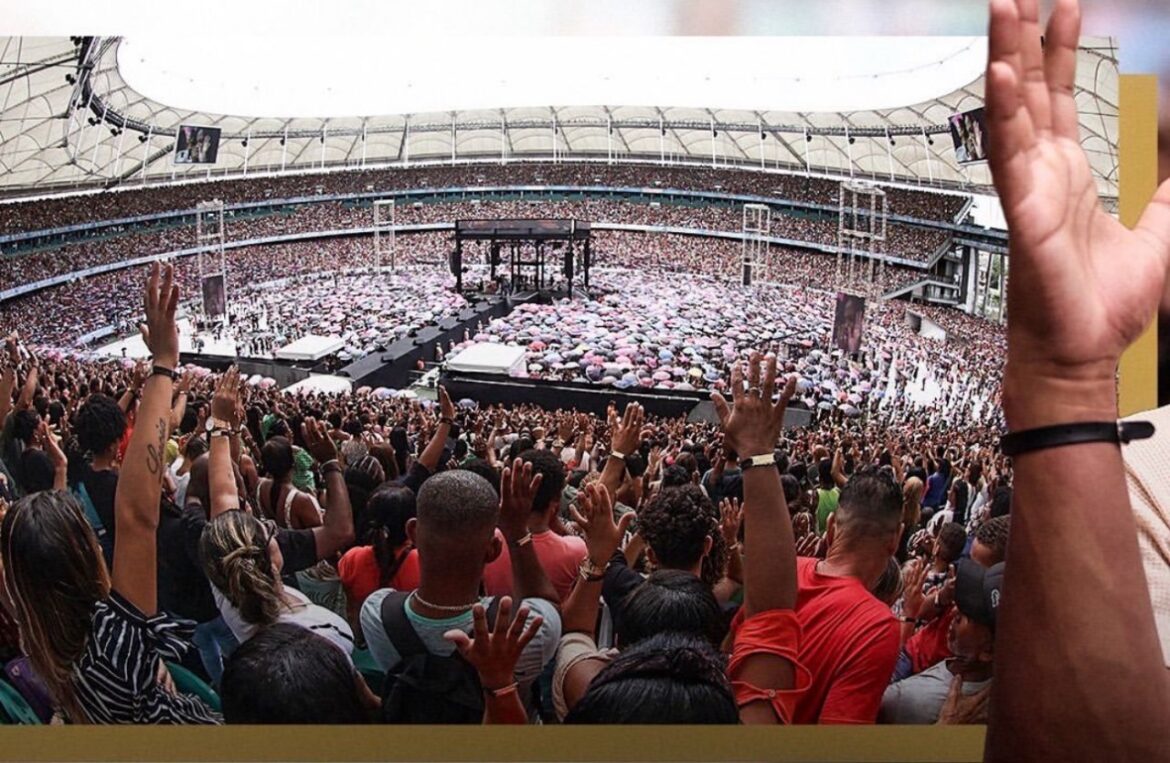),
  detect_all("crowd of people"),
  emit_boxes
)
[224,268,468,362]
[1,195,951,292]
[449,268,999,428]
[0,227,951,358]
[0,269,1009,724]
[0,162,969,237]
